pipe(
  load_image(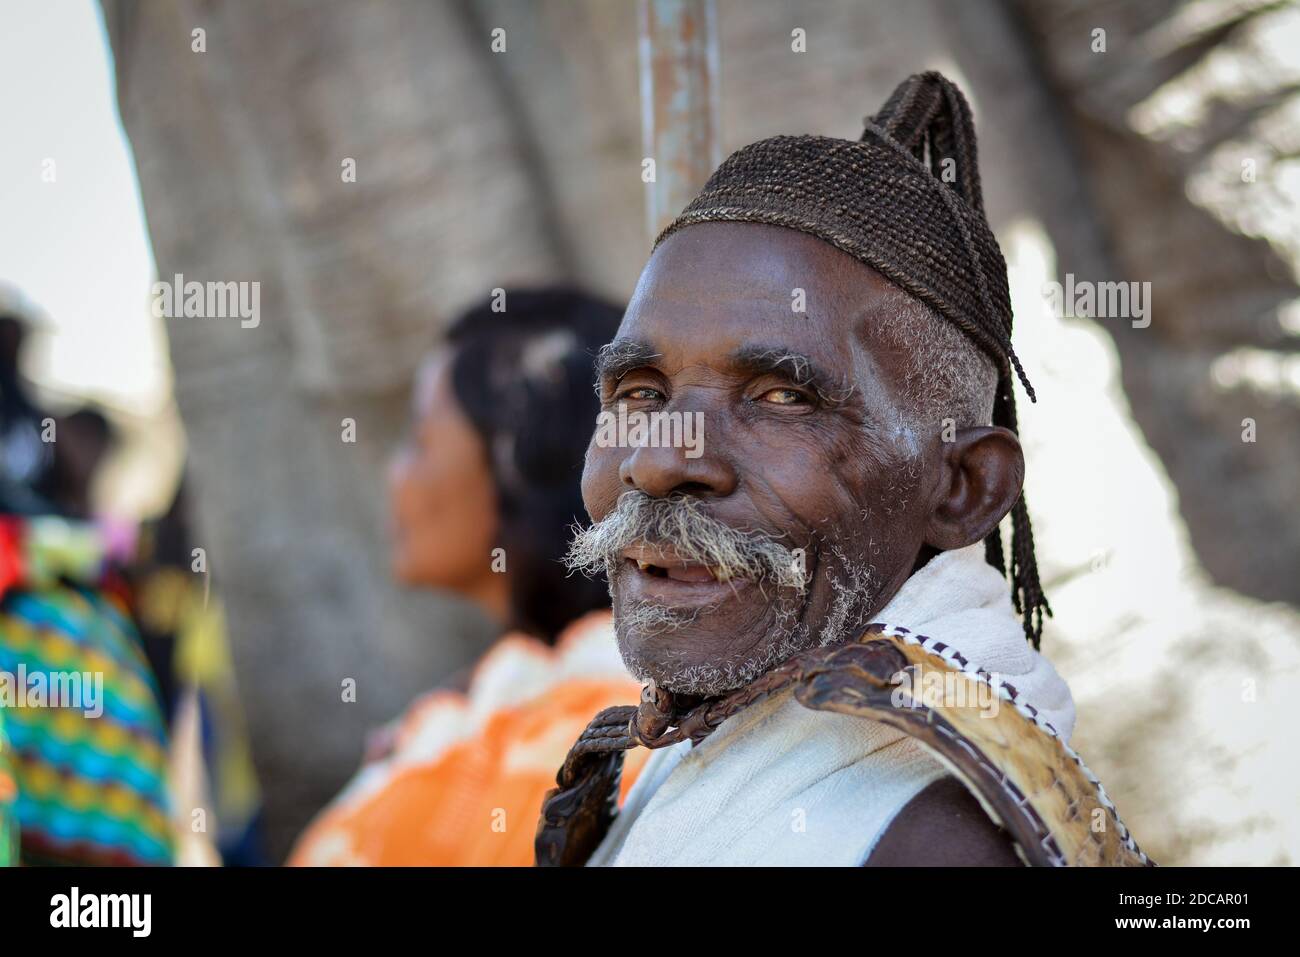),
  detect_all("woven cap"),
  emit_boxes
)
[654,132,1015,379]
